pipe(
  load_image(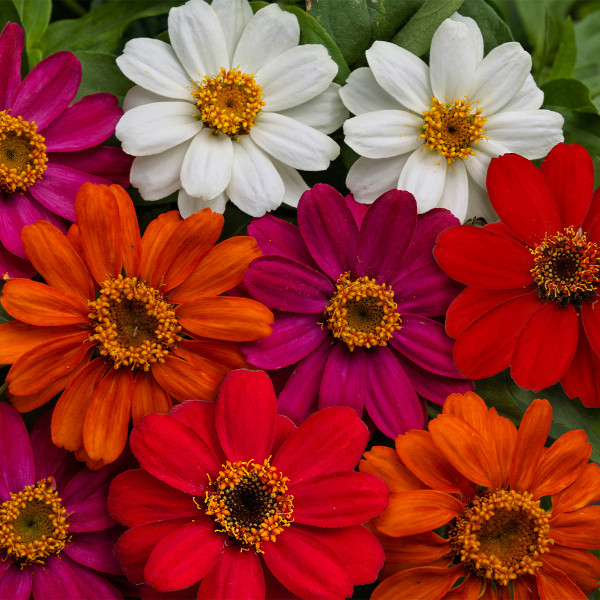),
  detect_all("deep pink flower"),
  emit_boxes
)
[108,369,388,599]
[0,22,132,278]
